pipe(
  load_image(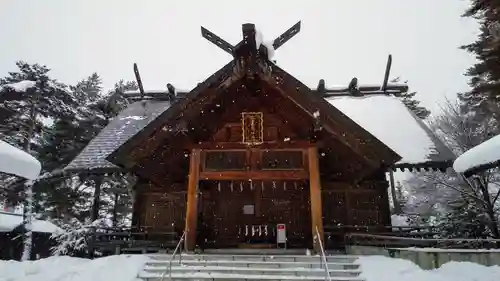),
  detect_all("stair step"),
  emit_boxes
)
[140,271,365,281]
[143,265,361,277]
[201,248,309,255]
[145,259,360,269]
[147,254,358,263]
